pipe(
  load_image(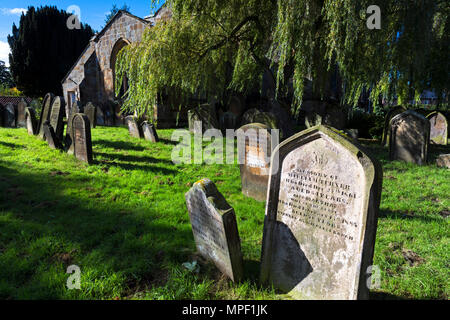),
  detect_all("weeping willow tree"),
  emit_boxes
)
[116,0,449,119]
